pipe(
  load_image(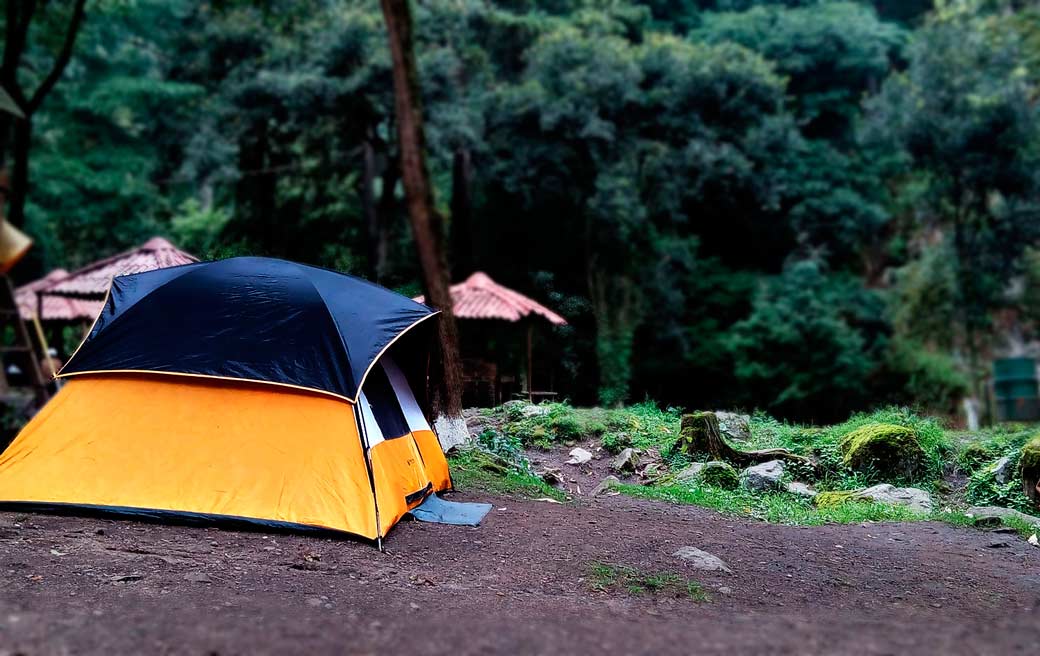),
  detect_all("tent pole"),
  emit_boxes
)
[527,322,533,404]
